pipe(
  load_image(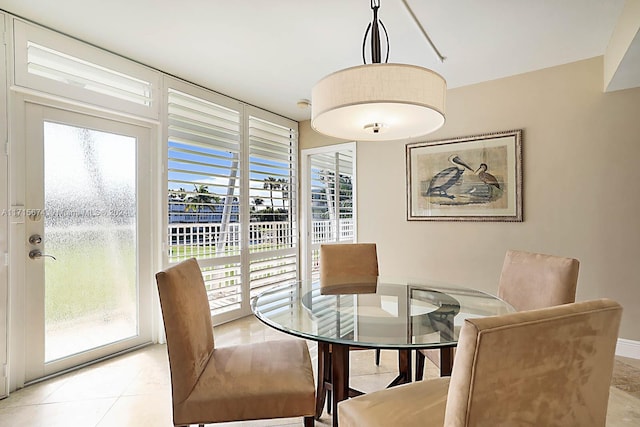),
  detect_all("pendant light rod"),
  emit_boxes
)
[362,0,389,64]
[400,0,446,63]
[371,1,381,62]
